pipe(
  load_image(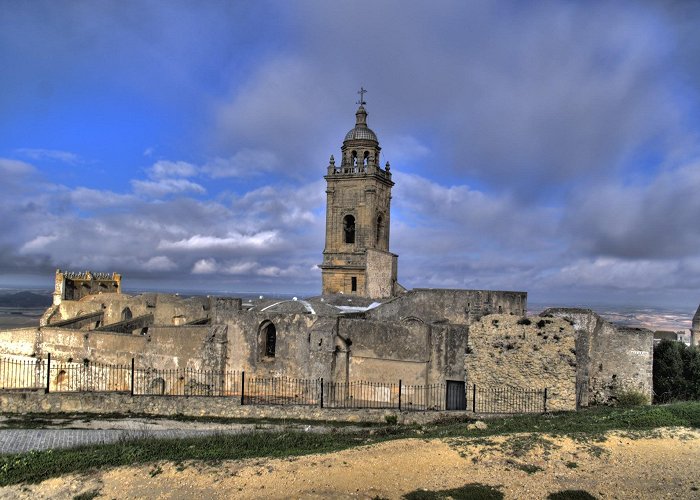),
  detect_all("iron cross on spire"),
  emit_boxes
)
[356,86,367,106]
